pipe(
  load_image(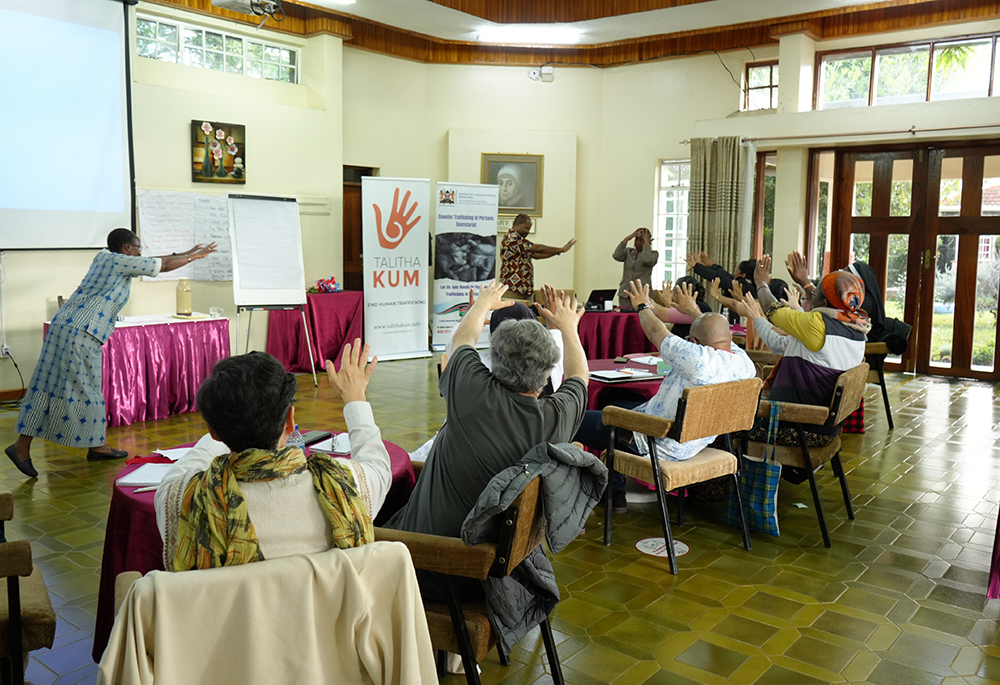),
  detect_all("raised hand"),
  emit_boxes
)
[742,293,764,321]
[374,188,421,249]
[627,279,652,310]
[754,254,772,286]
[471,281,514,312]
[699,252,713,266]
[684,253,698,271]
[537,284,582,332]
[326,339,378,404]
[785,250,809,287]
[708,277,723,302]
[561,239,577,253]
[658,280,674,307]
[673,282,701,319]
[731,280,745,300]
